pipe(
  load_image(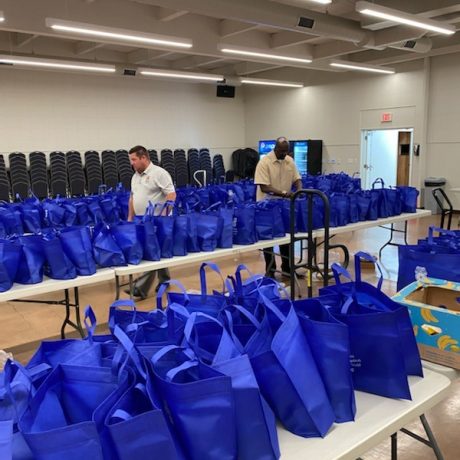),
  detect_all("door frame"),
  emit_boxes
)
[360,127,414,189]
